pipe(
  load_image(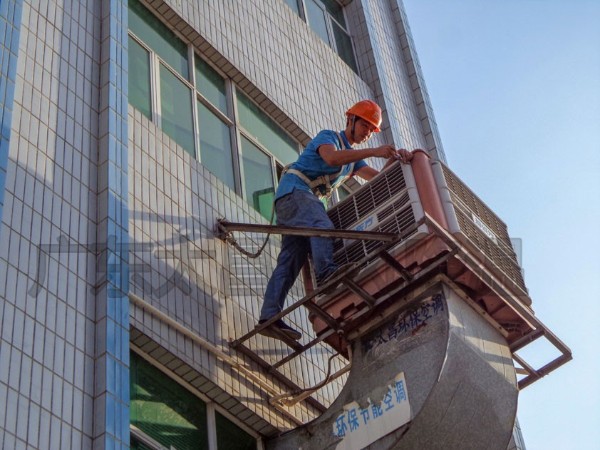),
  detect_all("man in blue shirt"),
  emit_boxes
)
[258,100,413,340]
